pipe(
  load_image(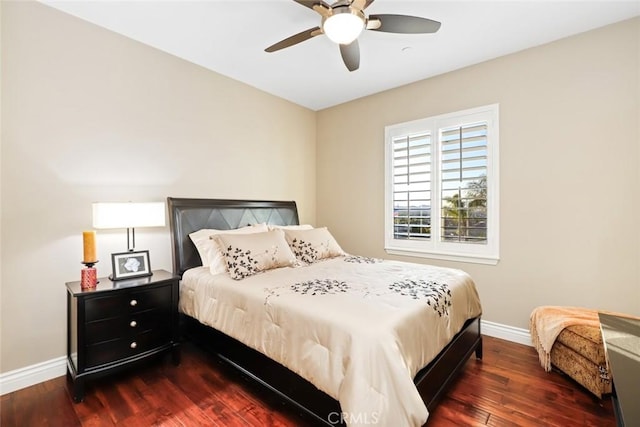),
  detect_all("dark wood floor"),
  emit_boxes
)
[1,336,614,426]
